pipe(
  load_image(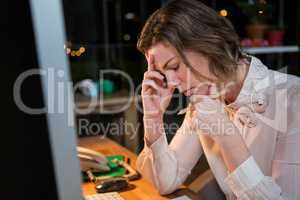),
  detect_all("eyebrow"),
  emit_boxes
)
[161,56,176,70]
